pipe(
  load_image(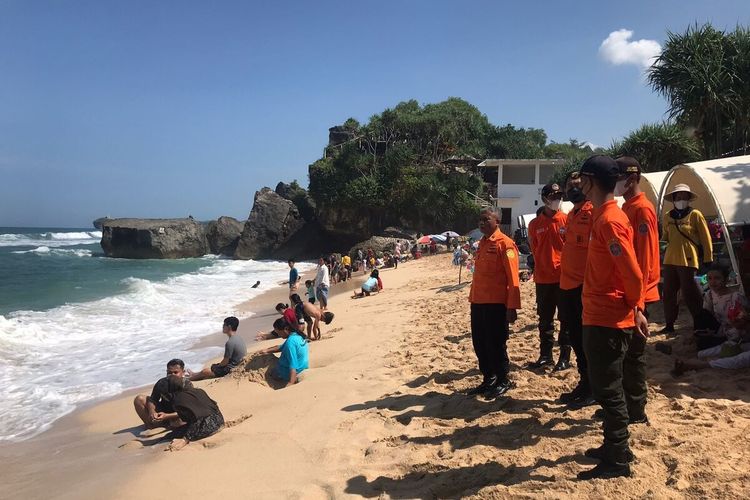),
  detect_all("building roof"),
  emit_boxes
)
[478,158,566,167]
